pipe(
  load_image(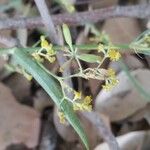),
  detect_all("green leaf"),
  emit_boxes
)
[62,24,73,50]
[78,54,101,63]
[12,48,89,150]
[132,29,150,43]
